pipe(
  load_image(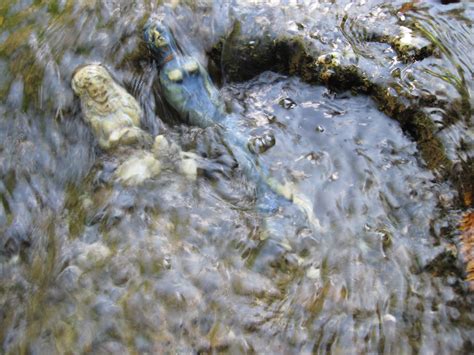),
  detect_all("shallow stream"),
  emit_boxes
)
[0,0,473,353]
